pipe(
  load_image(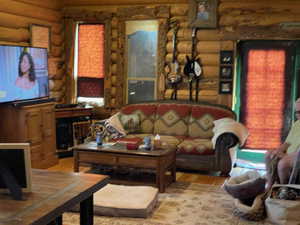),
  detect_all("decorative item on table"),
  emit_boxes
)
[143,136,152,150]
[126,142,139,150]
[96,132,103,146]
[153,134,162,149]
[116,137,142,150]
